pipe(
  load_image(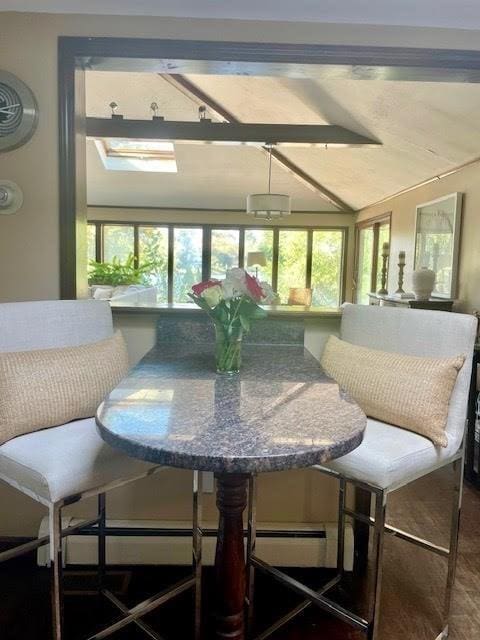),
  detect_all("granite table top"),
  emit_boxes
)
[96,344,366,474]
